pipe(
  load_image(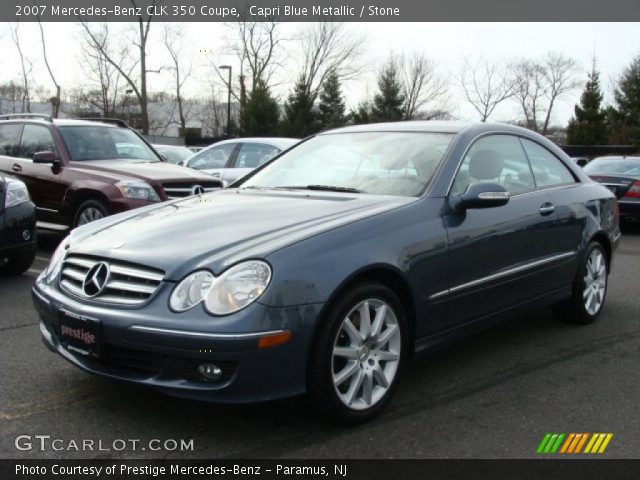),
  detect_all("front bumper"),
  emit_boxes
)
[0,201,36,257]
[32,279,323,403]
